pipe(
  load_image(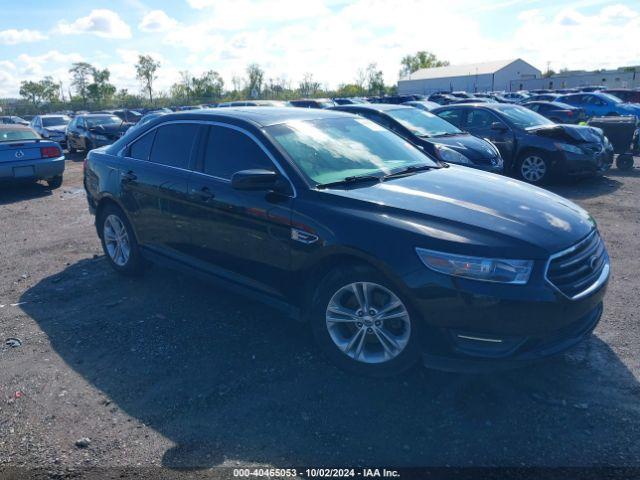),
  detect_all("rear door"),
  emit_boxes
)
[119,122,203,257]
[185,124,294,297]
